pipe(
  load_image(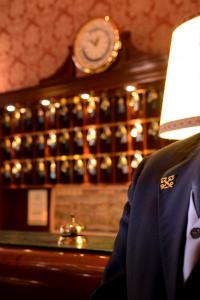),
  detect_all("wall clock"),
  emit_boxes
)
[73,16,121,74]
